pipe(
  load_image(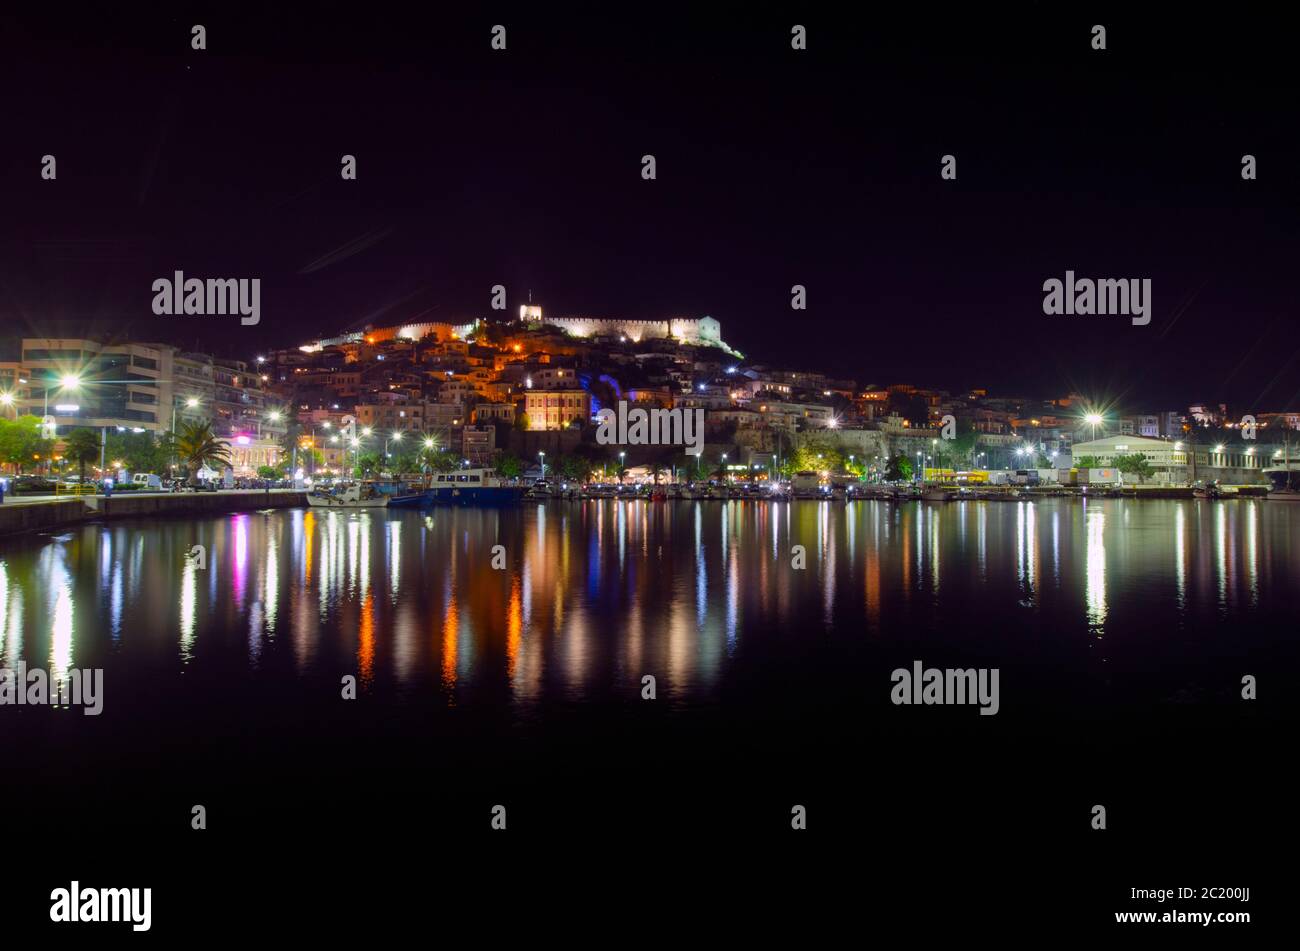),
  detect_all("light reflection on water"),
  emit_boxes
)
[0,499,1295,706]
